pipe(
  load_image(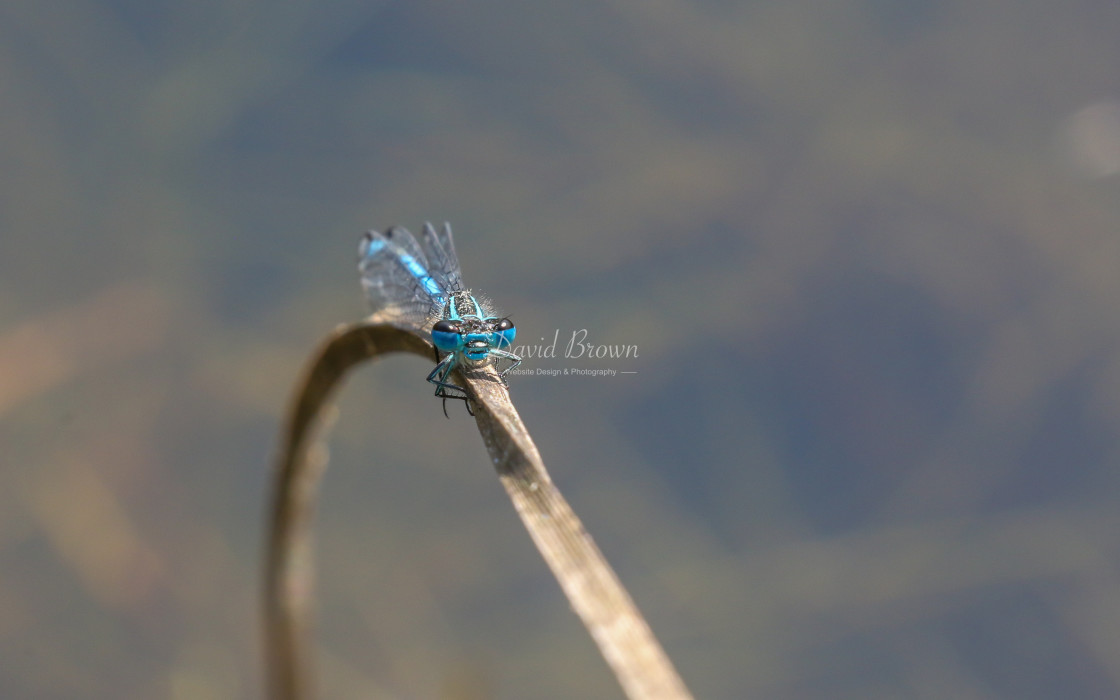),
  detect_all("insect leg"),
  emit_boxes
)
[488,349,522,386]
